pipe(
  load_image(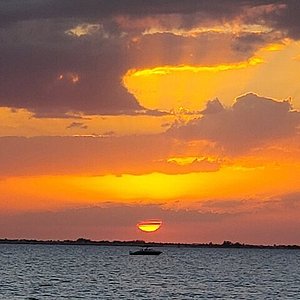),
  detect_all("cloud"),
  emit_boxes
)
[0,94,299,176]
[263,1,300,40]
[0,1,289,36]
[197,199,263,214]
[0,19,145,117]
[0,135,219,177]
[197,192,300,215]
[101,130,115,137]
[169,93,300,153]
[0,1,297,117]
[127,32,259,68]
[260,192,300,211]
[0,204,233,241]
[231,31,282,55]
[200,98,225,114]
[0,1,265,27]
[1,195,300,243]
[66,122,88,129]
